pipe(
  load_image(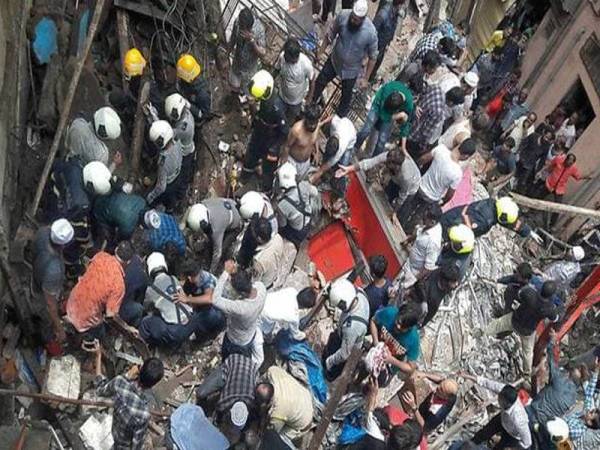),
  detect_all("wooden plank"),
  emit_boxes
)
[29,0,108,217]
[307,346,363,450]
[113,0,178,27]
[510,192,600,220]
[116,10,130,90]
[130,81,150,178]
